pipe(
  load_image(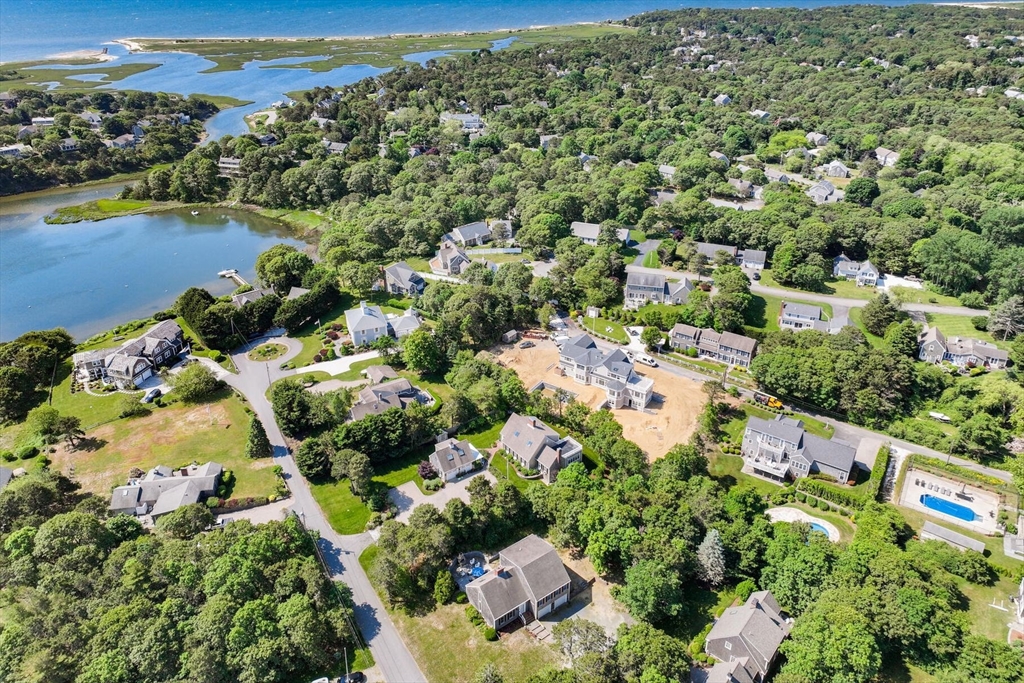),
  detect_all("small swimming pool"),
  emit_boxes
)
[920,494,978,522]
[809,522,830,536]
